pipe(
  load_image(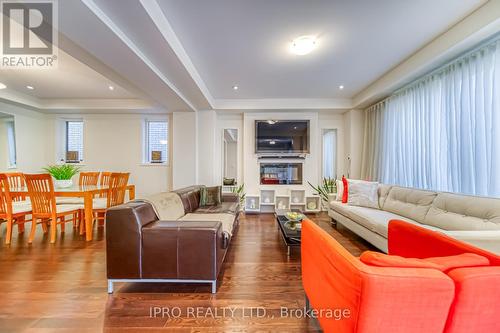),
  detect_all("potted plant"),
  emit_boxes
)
[43,164,81,188]
[308,177,337,209]
[230,183,246,211]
